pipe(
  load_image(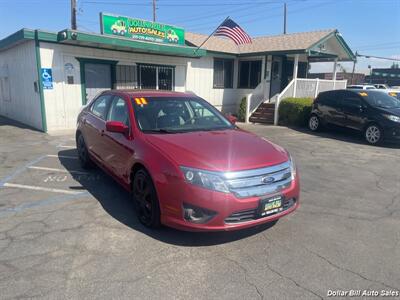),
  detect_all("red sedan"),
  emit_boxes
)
[76,90,300,231]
